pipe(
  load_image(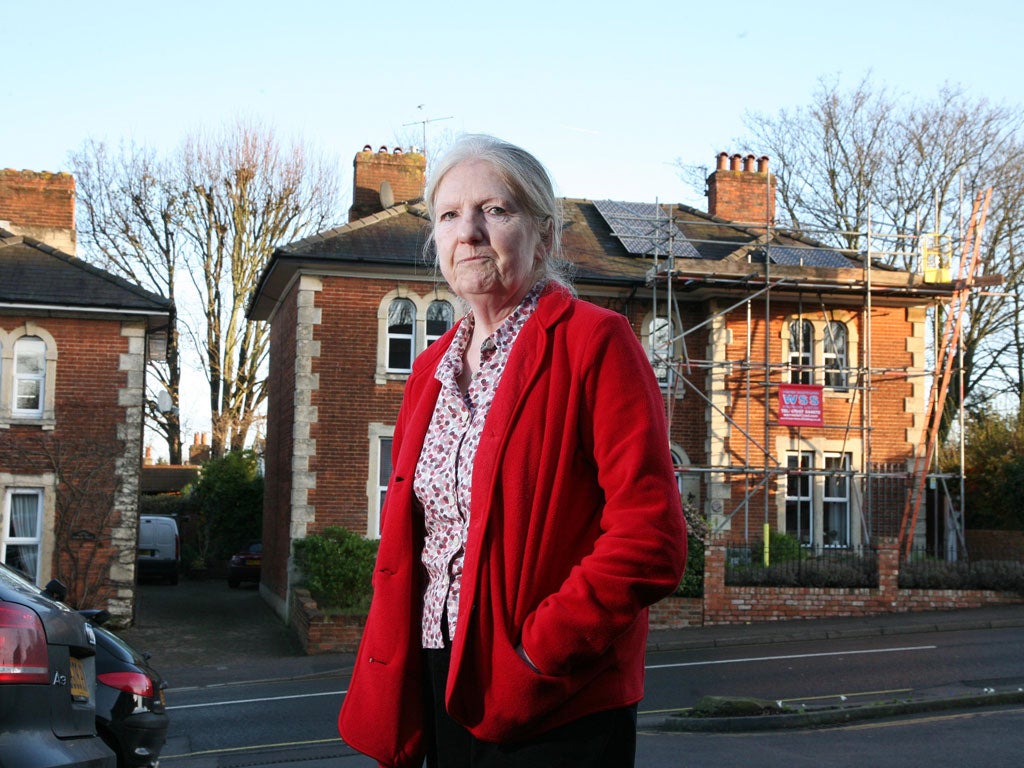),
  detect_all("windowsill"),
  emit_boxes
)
[375,371,411,386]
[0,416,57,430]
